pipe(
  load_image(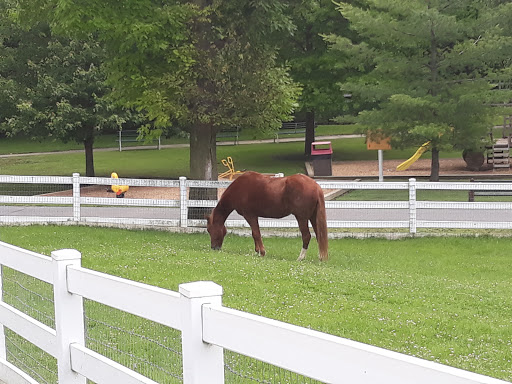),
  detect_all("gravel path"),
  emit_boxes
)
[330,157,511,178]
[43,157,512,201]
